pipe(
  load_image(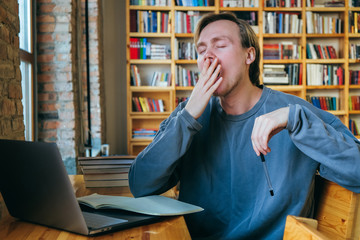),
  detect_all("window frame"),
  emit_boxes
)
[19,0,36,141]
